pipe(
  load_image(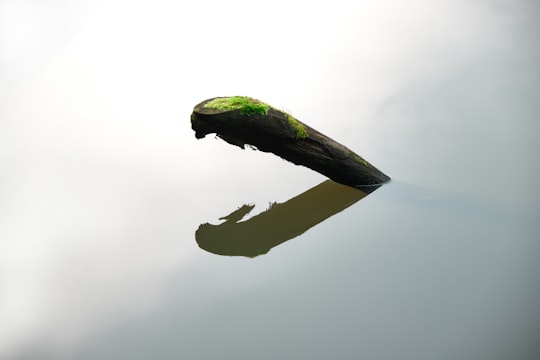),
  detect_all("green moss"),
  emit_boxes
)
[204,96,270,115]
[352,153,368,166]
[204,96,308,139]
[287,114,308,139]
